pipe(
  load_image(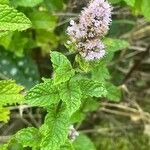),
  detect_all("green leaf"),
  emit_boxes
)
[0,49,40,89]
[105,82,121,102]
[142,0,150,21]
[25,79,59,107]
[0,4,31,31]
[51,51,75,85]
[0,80,24,107]
[92,64,110,82]
[10,0,43,7]
[59,79,82,115]
[0,107,10,122]
[83,98,99,112]
[104,38,129,52]
[73,134,96,150]
[7,139,23,150]
[28,11,57,30]
[123,0,135,6]
[14,127,41,148]
[78,78,107,98]
[60,140,75,150]
[40,107,69,150]
[8,32,28,56]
